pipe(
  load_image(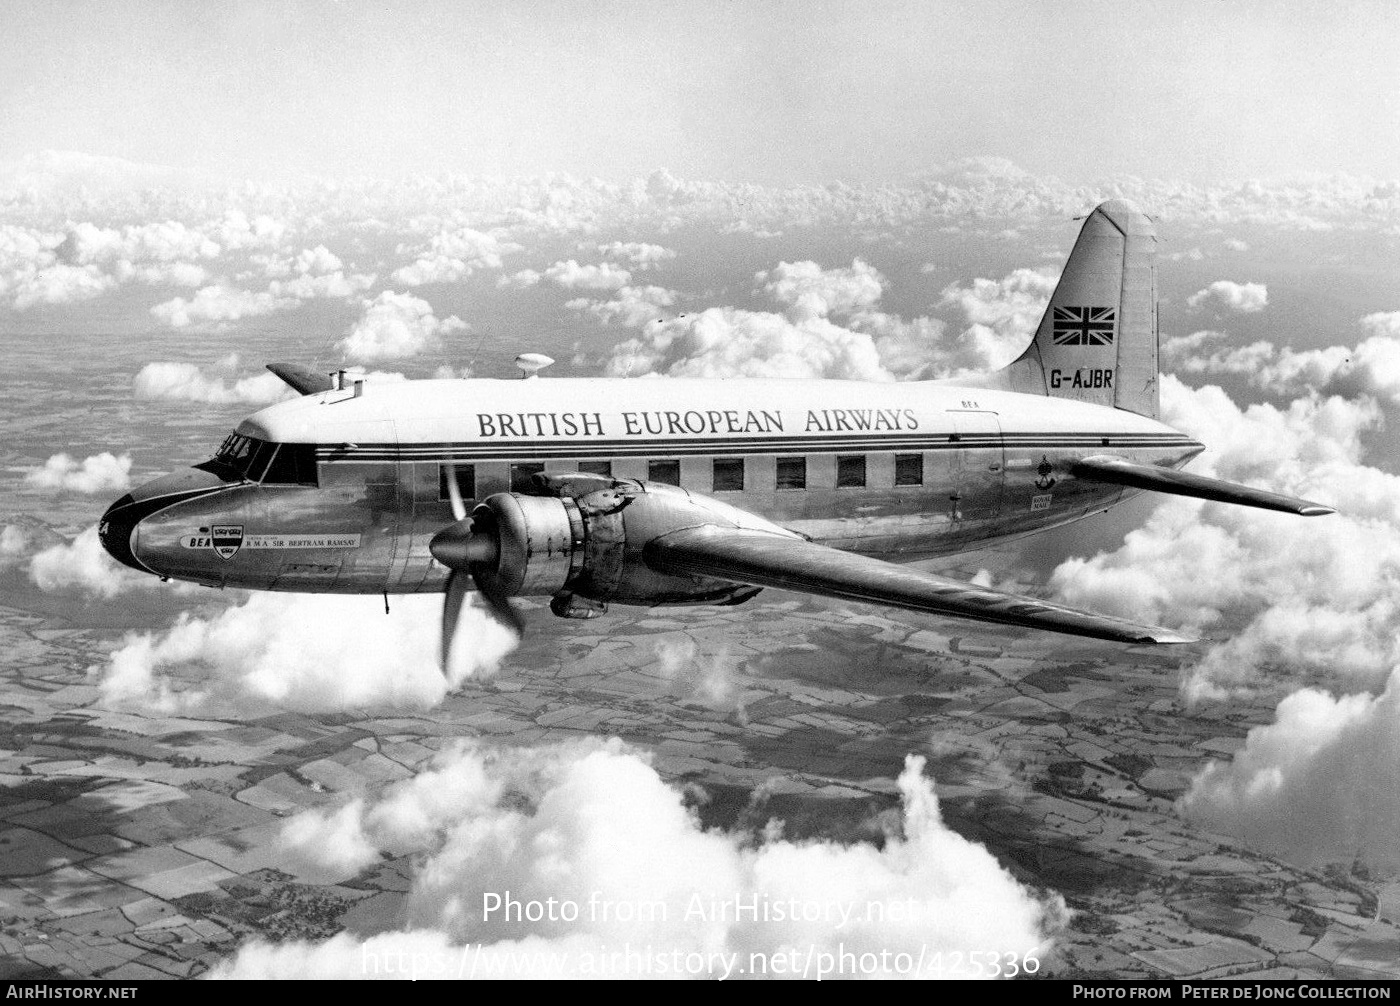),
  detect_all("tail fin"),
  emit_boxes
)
[992,199,1159,419]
